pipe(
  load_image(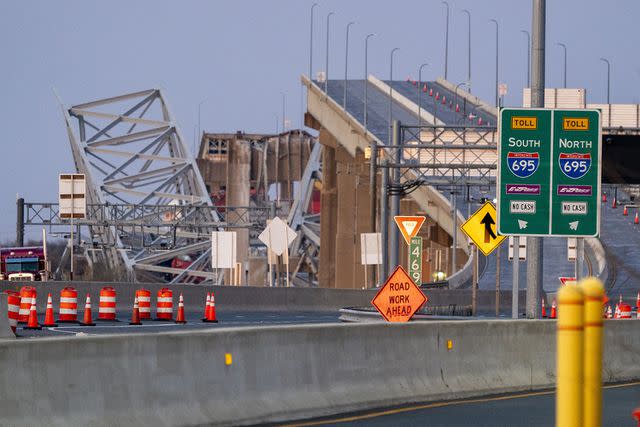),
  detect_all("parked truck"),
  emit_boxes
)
[0,246,47,281]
